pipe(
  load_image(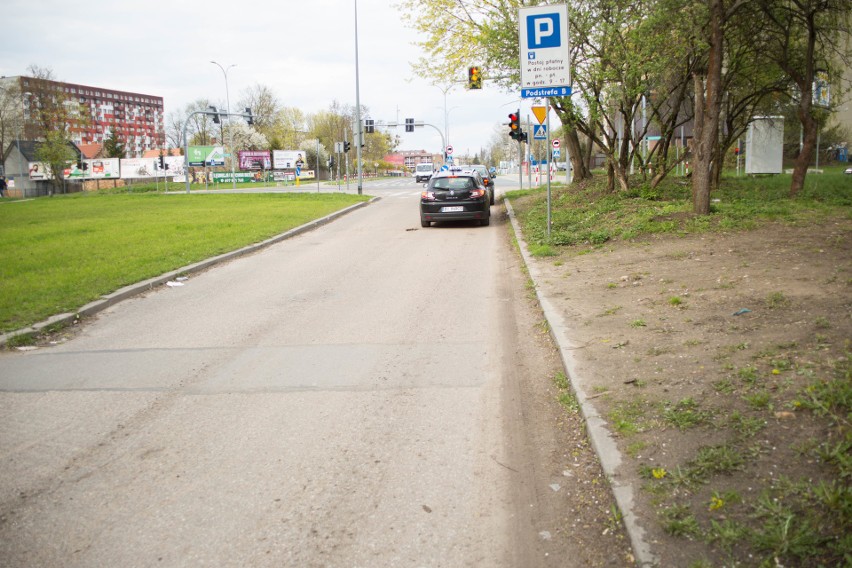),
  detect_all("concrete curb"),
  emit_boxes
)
[1,197,379,347]
[504,199,657,568]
